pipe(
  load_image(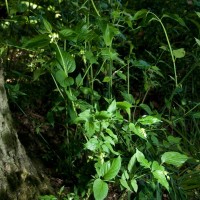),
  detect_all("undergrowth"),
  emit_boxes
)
[0,0,200,199]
